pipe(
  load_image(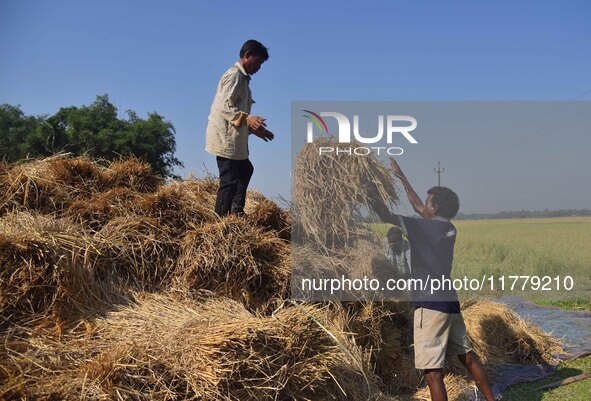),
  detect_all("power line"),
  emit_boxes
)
[462,106,591,163]
[434,161,444,186]
[459,88,591,163]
